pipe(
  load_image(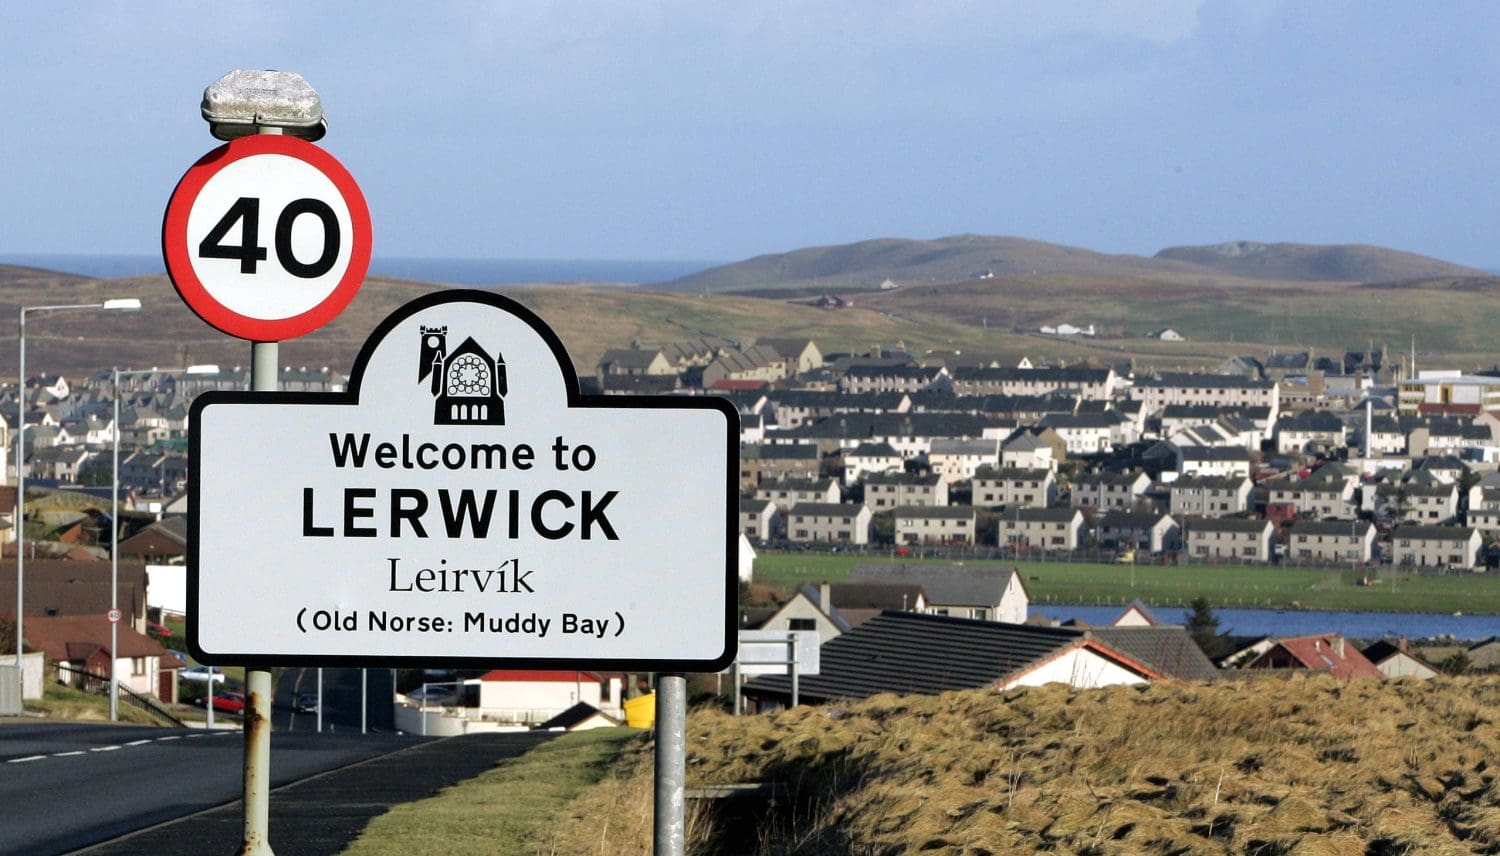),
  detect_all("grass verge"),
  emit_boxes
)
[755,551,1500,614]
[341,727,645,855]
[23,680,164,725]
